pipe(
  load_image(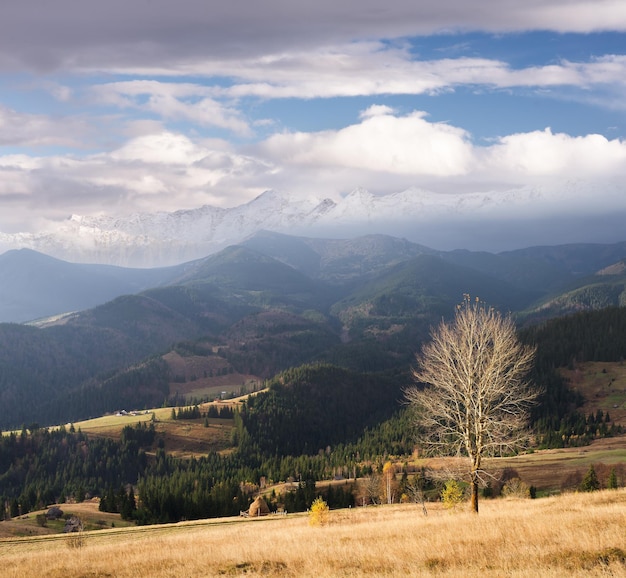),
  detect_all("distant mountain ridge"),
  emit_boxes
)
[0,249,183,323]
[3,232,626,323]
[0,190,337,267]
[1,182,623,267]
